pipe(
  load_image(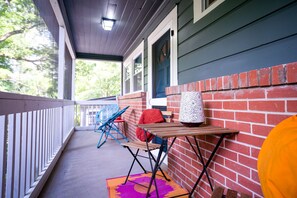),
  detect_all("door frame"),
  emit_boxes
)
[147,6,177,108]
